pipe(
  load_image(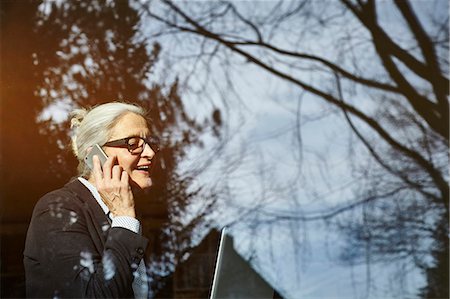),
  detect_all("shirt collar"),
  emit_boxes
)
[78,177,110,216]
